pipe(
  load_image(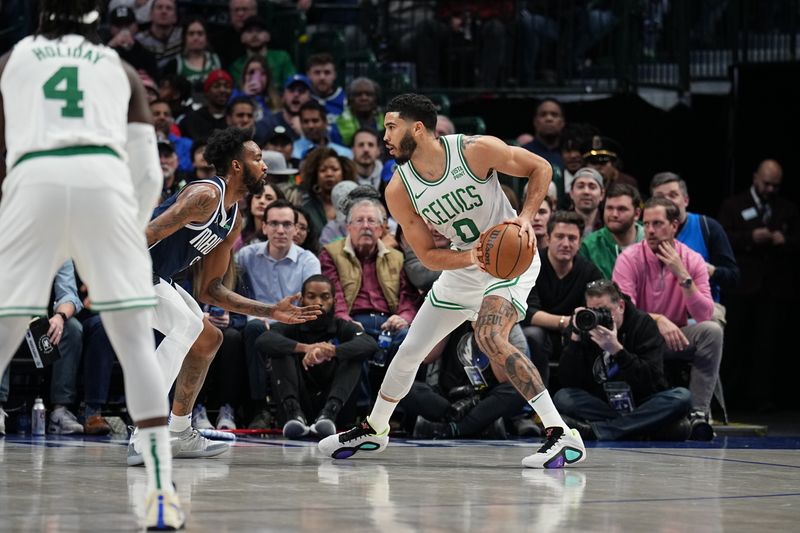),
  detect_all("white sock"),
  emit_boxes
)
[168,411,191,433]
[367,395,396,434]
[138,426,174,494]
[528,390,570,433]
